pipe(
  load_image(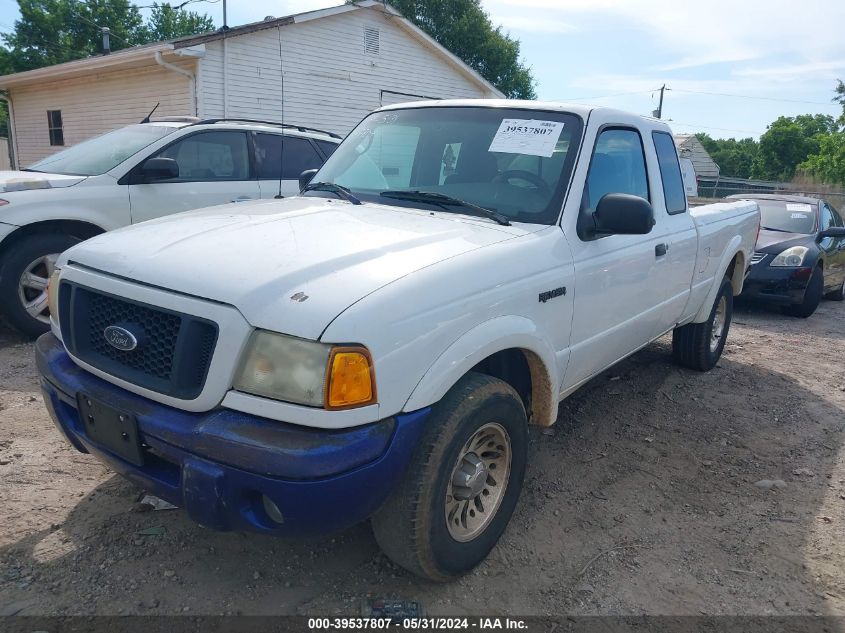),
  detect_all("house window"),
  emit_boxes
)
[364,26,380,55]
[47,110,64,146]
